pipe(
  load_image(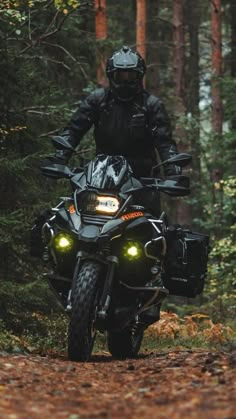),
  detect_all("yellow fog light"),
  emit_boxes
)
[53,232,74,253]
[123,241,143,260]
[127,246,139,257]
